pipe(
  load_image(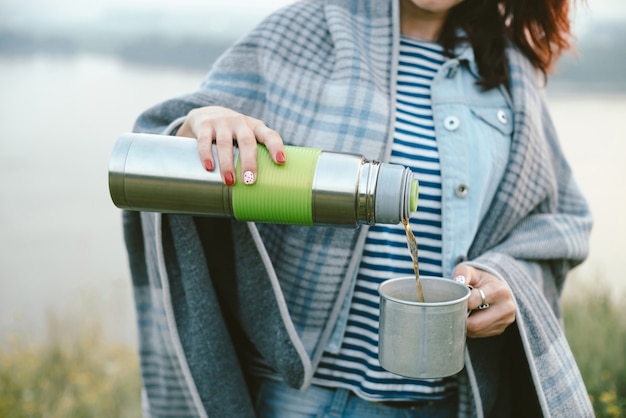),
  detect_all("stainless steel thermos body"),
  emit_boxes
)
[109,133,418,226]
